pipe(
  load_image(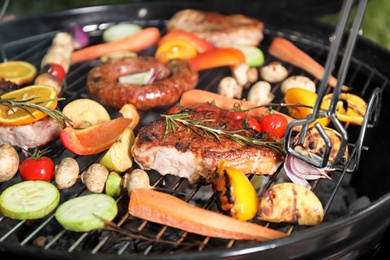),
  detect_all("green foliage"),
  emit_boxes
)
[319,0,390,49]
